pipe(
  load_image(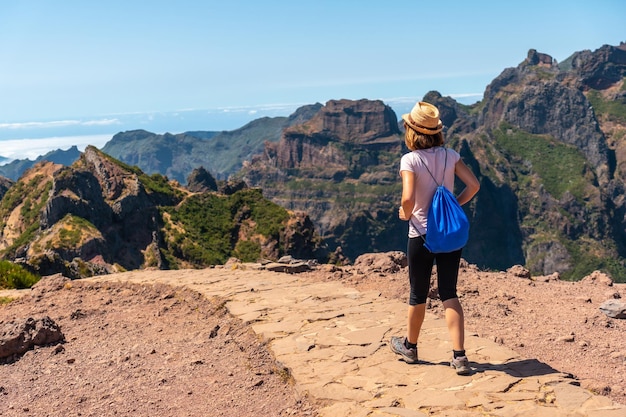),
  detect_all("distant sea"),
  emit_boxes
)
[0,94,481,164]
